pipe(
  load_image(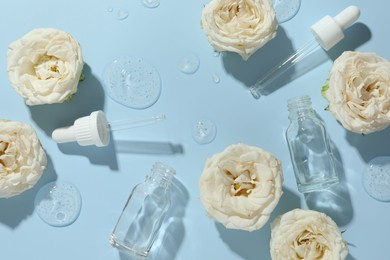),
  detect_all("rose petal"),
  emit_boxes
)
[270,209,348,260]
[201,0,278,60]
[0,120,47,198]
[7,28,83,105]
[323,51,390,134]
[199,143,283,231]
